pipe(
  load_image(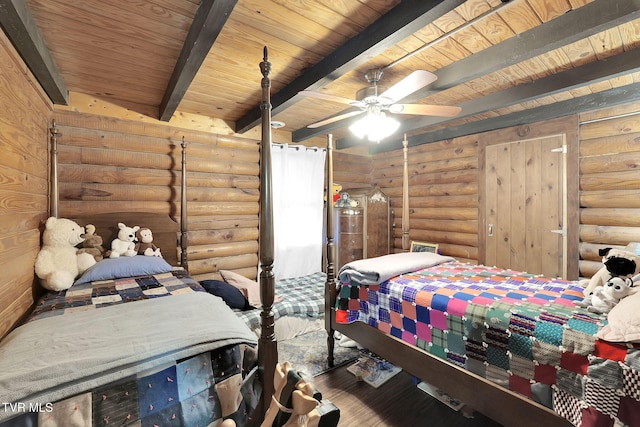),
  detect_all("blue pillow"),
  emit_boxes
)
[74,256,173,285]
[200,279,250,310]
